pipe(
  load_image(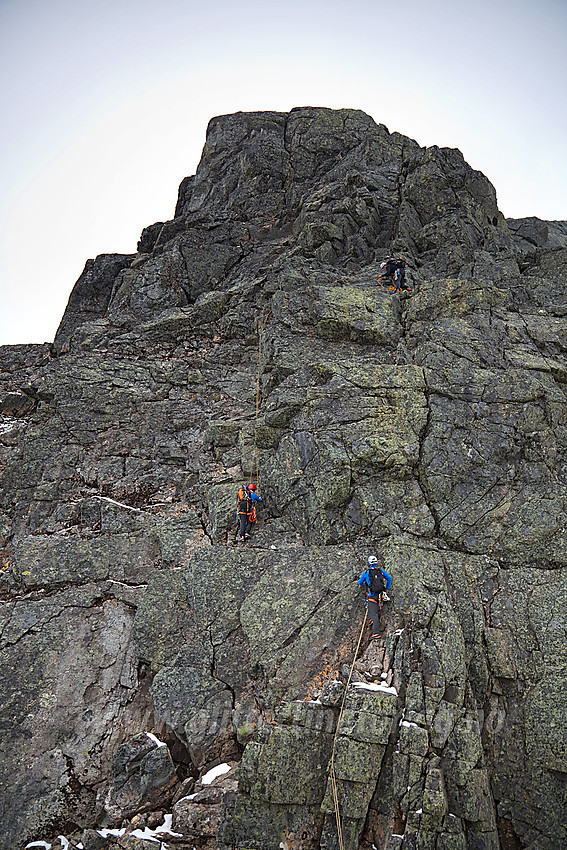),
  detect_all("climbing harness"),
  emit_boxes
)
[328,608,368,850]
